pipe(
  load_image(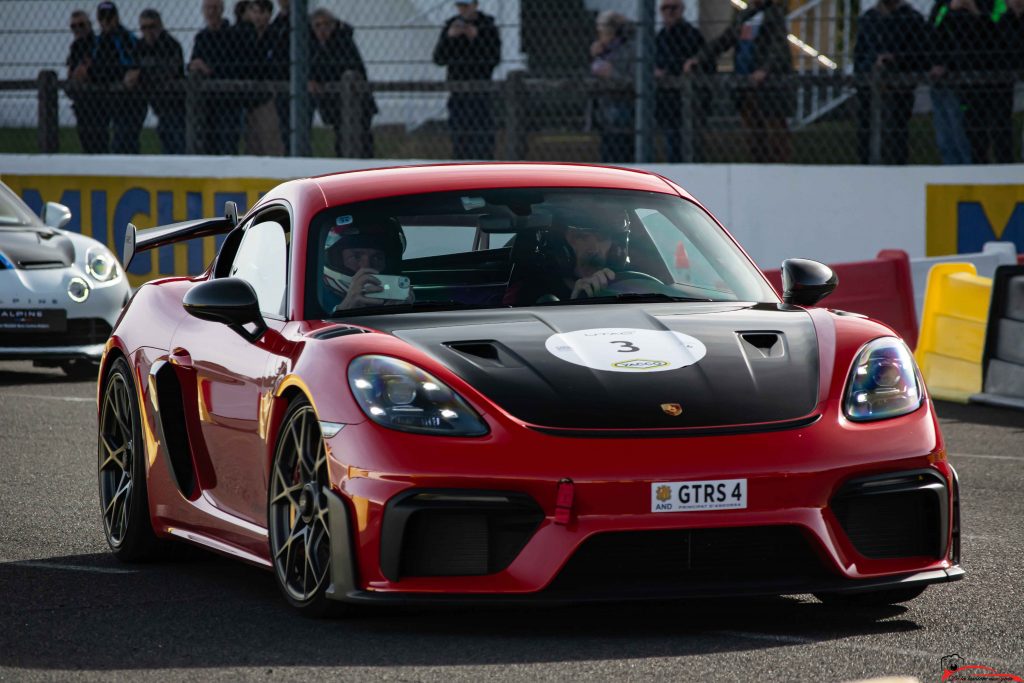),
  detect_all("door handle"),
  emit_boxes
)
[169,348,193,369]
